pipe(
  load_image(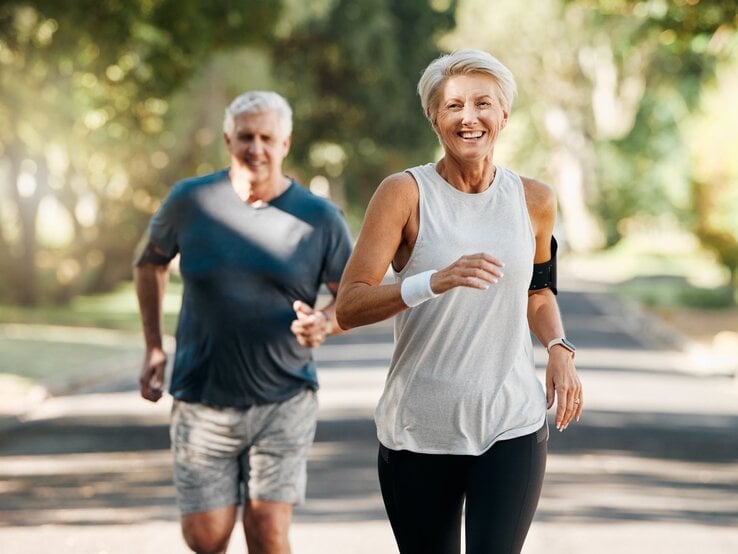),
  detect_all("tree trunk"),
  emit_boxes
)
[7,144,46,306]
[545,108,605,253]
